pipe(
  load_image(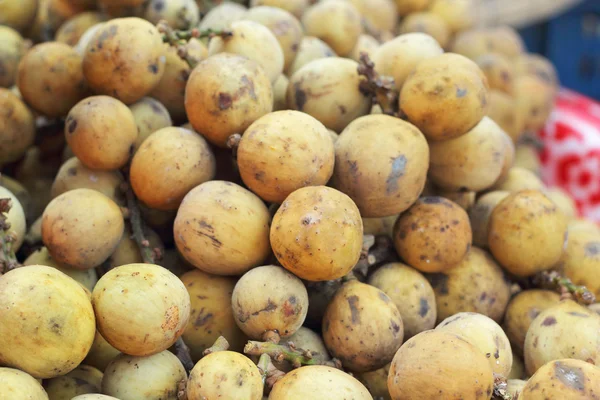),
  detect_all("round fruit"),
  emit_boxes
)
[0,367,48,400]
[186,351,263,400]
[469,191,510,248]
[269,365,371,400]
[0,266,95,379]
[488,190,568,277]
[429,0,475,33]
[55,12,106,46]
[349,34,380,62]
[286,36,336,76]
[198,2,247,31]
[515,54,559,89]
[0,0,38,32]
[232,265,308,339]
[0,186,26,252]
[42,188,124,269]
[493,167,545,192]
[394,0,430,16]
[237,110,334,204]
[393,197,472,273]
[488,90,522,142]
[322,280,403,372]
[398,12,451,49]
[521,359,600,400]
[65,95,138,170]
[174,181,271,276]
[0,26,26,88]
[44,364,102,399]
[558,230,600,297]
[475,53,514,94]
[287,57,371,133]
[92,263,191,356]
[82,17,165,104]
[144,0,199,29]
[354,364,391,400]
[514,144,542,175]
[270,185,363,281]
[332,114,429,217]
[0,88,36,164]
[275,327,331,371]
[102,351,186,399]
[362,215,397,238]
[185,53,273,147]
[82,331,120,372]
[400,53,489,141]
[250,0,308,18]
[514,75,555,133]
[129,97,173,151]
[428,247,511,323]
[72,395,119,400]
[388,330,494,400]
[108,226,164,269]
